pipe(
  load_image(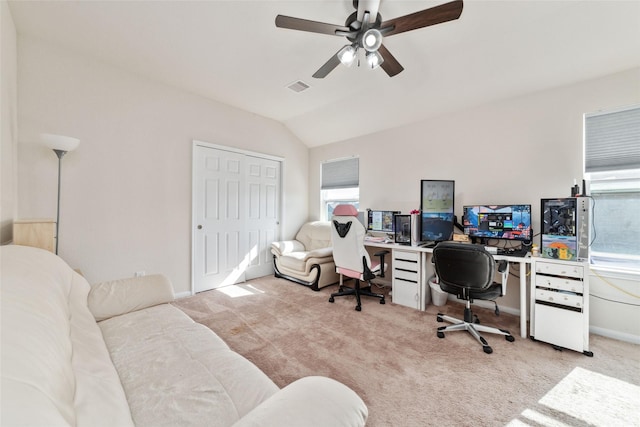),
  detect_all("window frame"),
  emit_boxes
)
[584,105,640,278]
[320,157,360,221]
